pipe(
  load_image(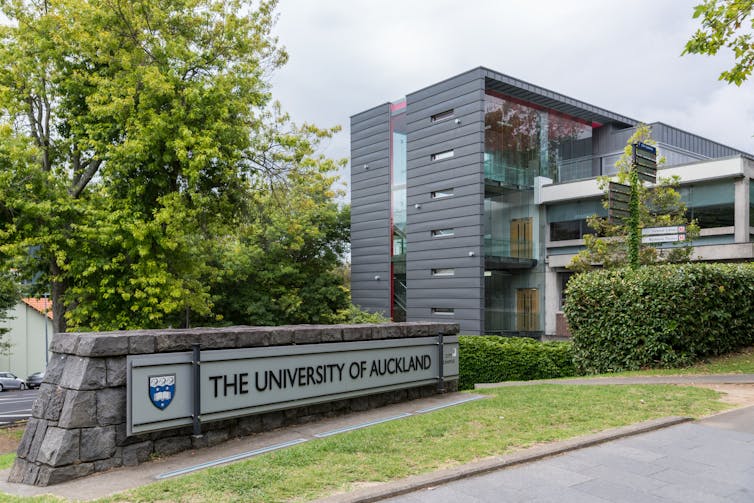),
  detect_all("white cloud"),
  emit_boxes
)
[270,0,754,194]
